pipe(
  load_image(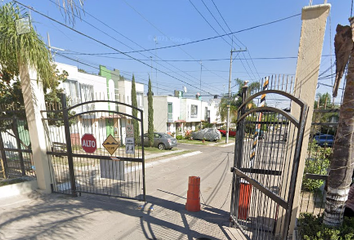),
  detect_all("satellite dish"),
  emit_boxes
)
[183,86,187,93]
